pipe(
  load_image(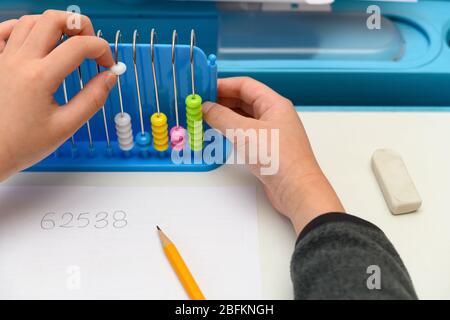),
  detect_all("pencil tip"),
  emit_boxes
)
[156,225,161,231]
